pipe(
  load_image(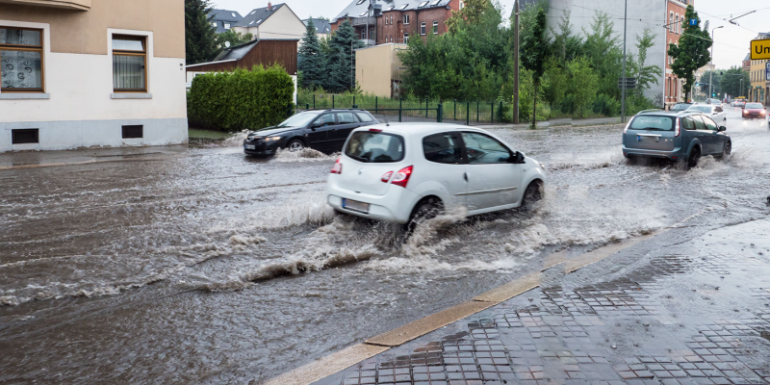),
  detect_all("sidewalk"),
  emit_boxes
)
[0,145,188,170]
[479,116,622,130]
[308,218,770,385]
